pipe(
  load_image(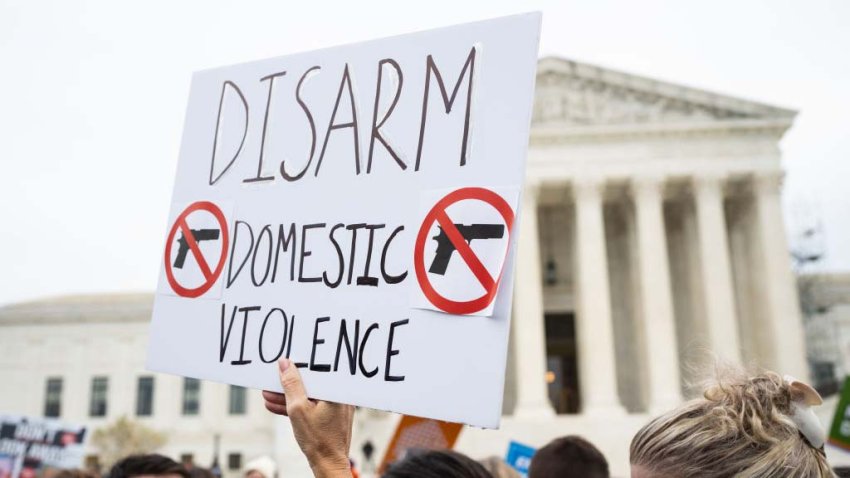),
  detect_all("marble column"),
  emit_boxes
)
[512,182,556,418]
[693,174,743,363]
[754,172,809,379]
[574,178,625,416]
[632,176,682,413]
